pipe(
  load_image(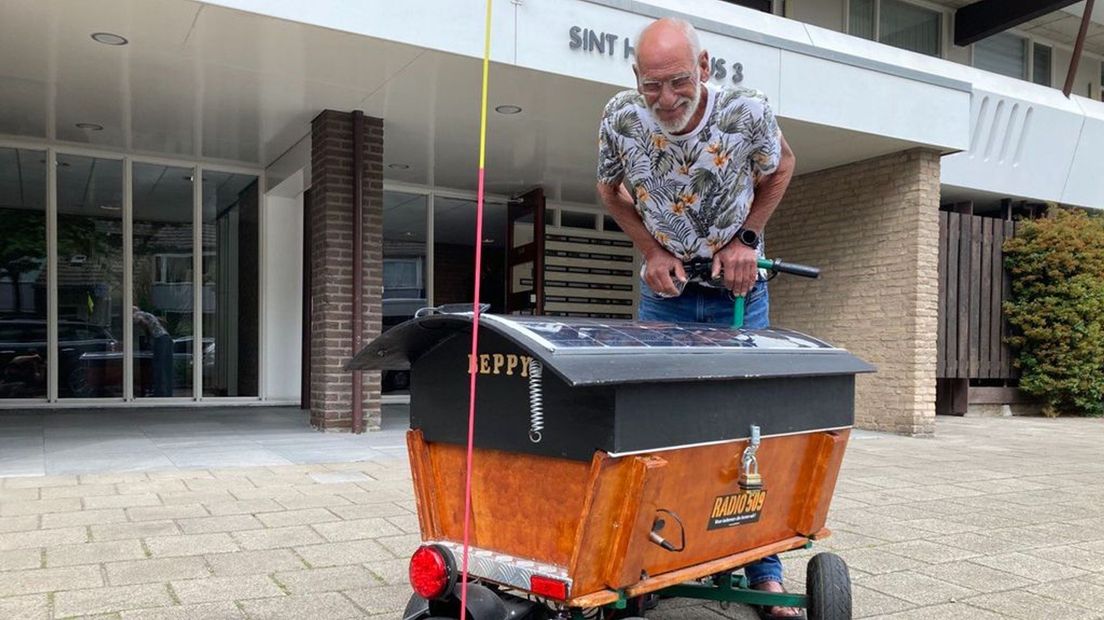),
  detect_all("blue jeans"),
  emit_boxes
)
[638,280,770,329]
[637,278,783,586]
